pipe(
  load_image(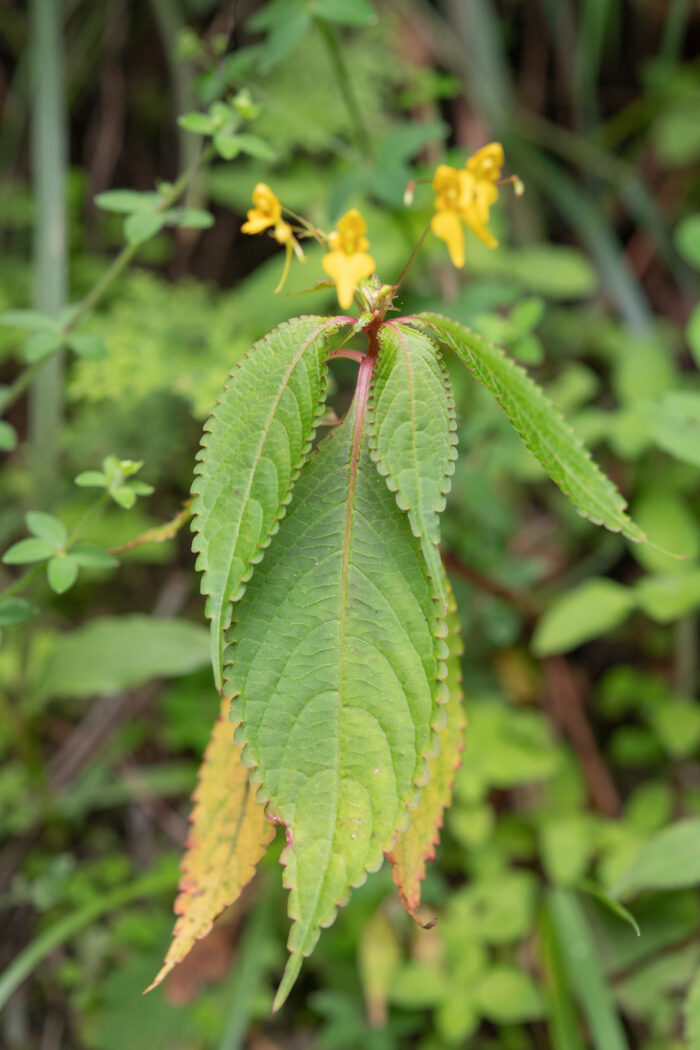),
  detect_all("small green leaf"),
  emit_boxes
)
[3,537,54,564]
[635,571,700,623]
[612,820,700,897]
[532,578,636,655]
[74,470,107,488]
[675,215,700,271]
[0,597,37,627]
[26,511,67,548]
[111,485,137,509]
[312,0,376,25]
[95,189,161,213]
[177,112,215,135]
[70,542,118,569]
[228,133,276,161]
[124,211,168,245]
[648,391,700,468]
[0,309,56,330]
[474,966,544,1023]
[66,332,107,360]
[24,329,64,363]
[213,130,242,160]
[176,209,215,230]
[0,421,17,451]
[127,480,155,497]
[47,554,79,594]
